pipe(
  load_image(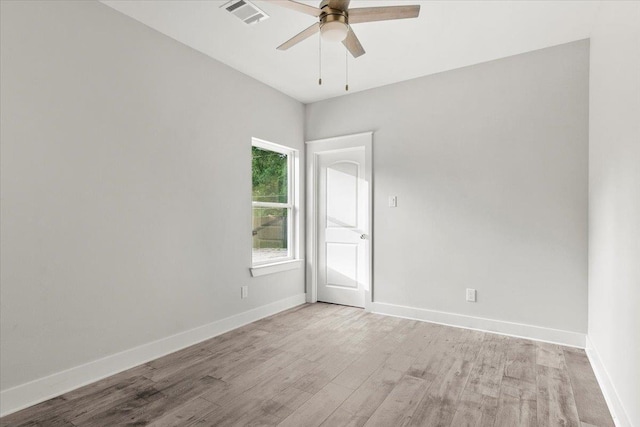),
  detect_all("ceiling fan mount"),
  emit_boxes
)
[274,0,421,58]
